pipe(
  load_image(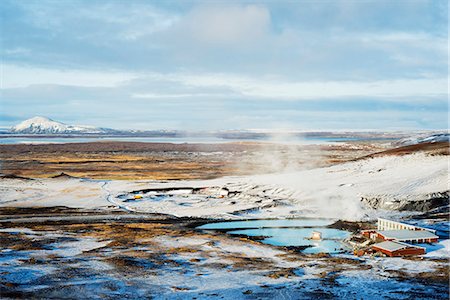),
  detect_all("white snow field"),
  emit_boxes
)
[1,225,446,299]
[2,152,447,221]
[1,151,448,298]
